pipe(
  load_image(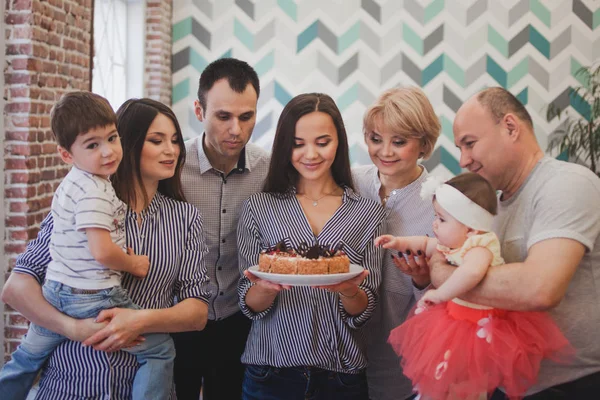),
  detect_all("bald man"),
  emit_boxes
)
[431,87,600,399]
